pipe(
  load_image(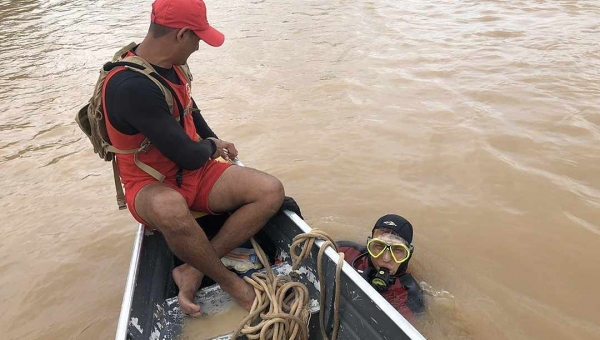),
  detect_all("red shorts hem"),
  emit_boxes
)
[124,160,233,225]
